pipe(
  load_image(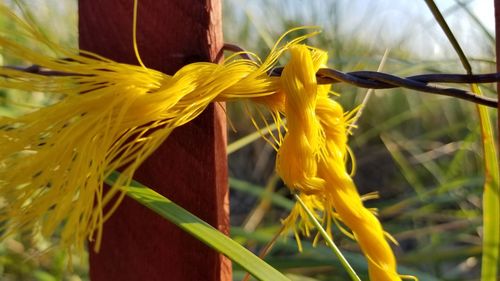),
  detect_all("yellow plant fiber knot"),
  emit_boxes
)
[0,4,402,280]
[275,46,400,280]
